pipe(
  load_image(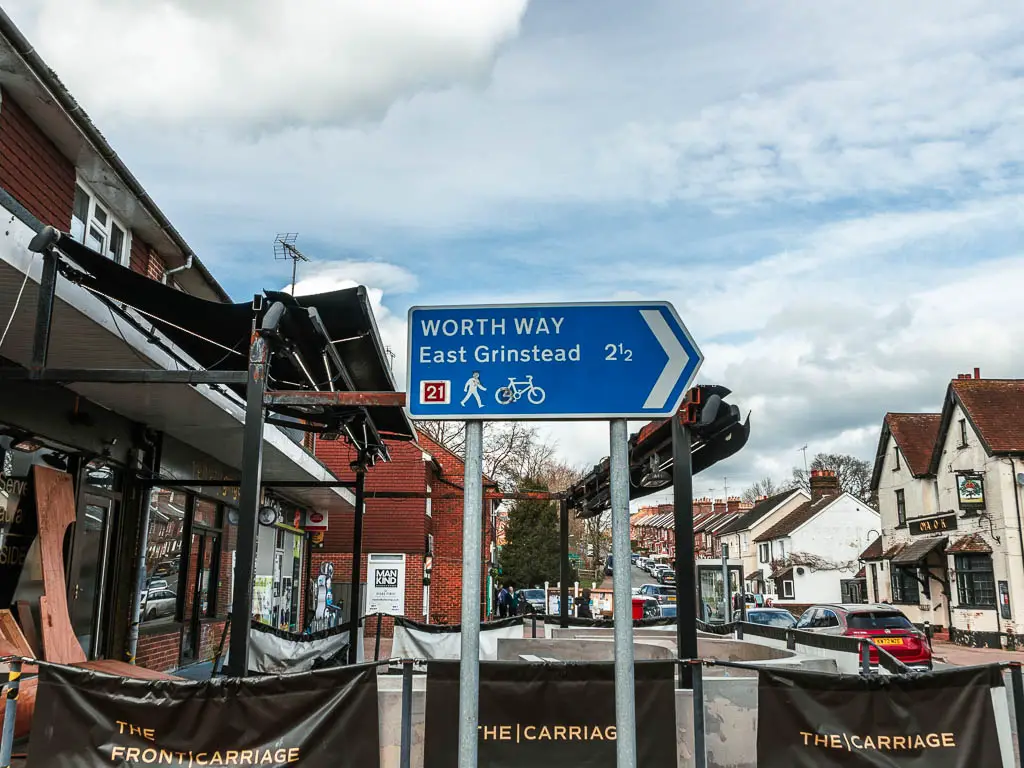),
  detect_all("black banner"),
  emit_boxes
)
[28,662,380,767]
[424,661,676,767]
[757,666,1004,767]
